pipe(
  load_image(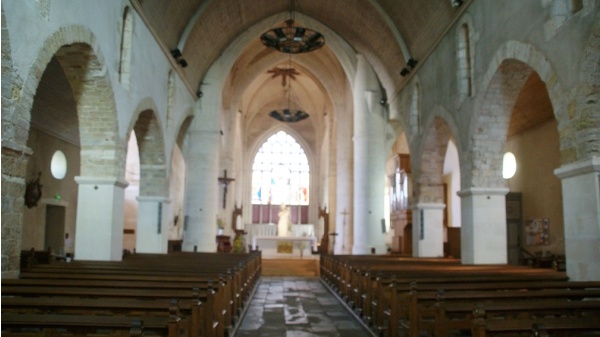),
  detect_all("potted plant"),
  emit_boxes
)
[217,217,225,235]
